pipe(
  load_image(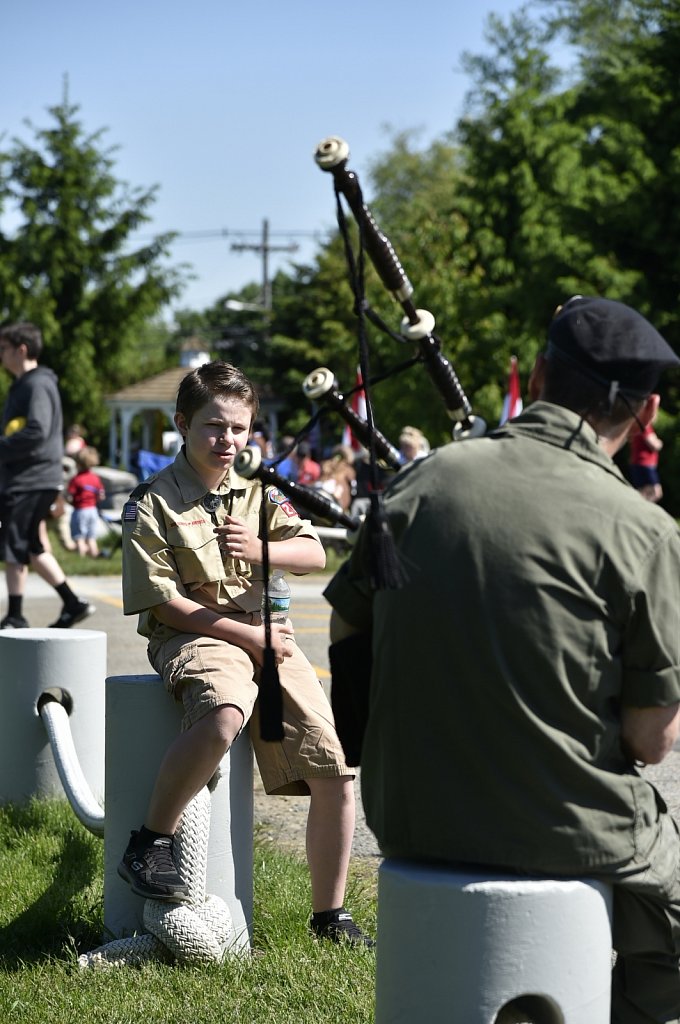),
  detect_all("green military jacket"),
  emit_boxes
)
[325,402,680,872]
[122,448,319,647]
